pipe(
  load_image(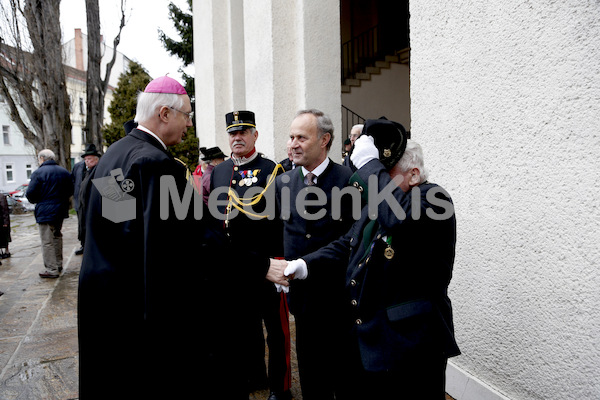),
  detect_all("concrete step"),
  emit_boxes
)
[374,60,390,68]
